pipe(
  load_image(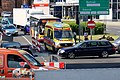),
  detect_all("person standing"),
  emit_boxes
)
[84,31,89,40]
[73,32,77,44]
